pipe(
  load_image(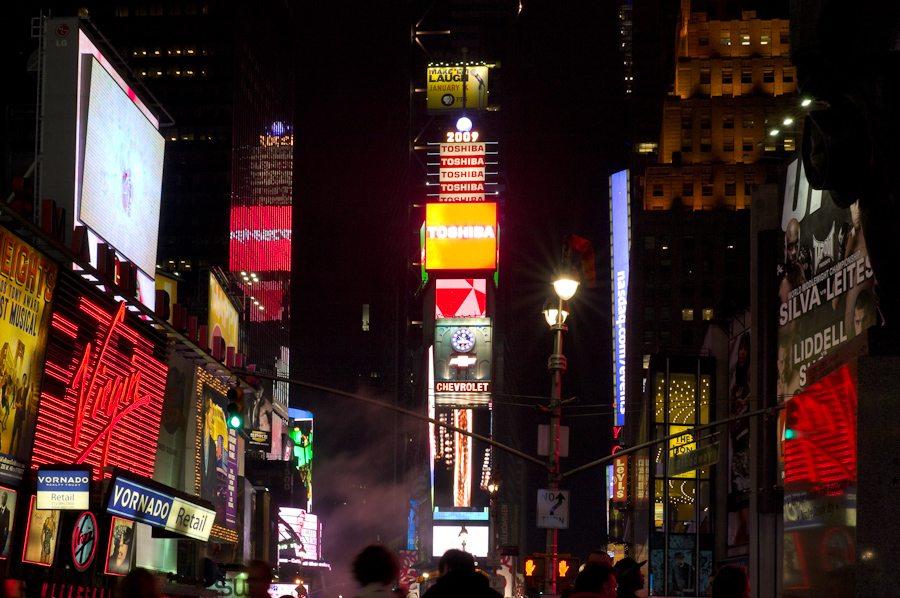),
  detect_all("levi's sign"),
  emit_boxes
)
[37,470,91,510]
[106,477,215,541]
